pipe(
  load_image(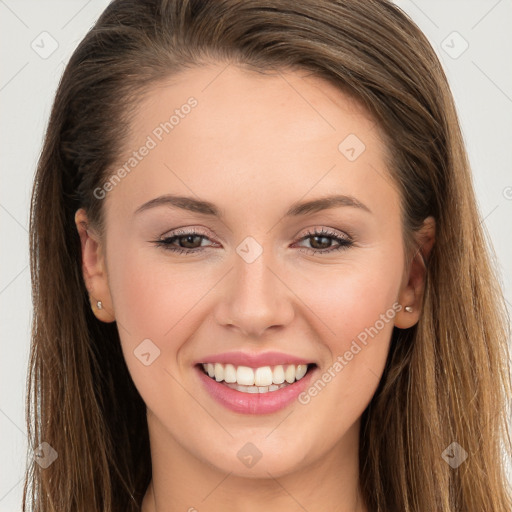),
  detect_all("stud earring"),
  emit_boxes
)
[404,305,413,313]
[96,301,103,310]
